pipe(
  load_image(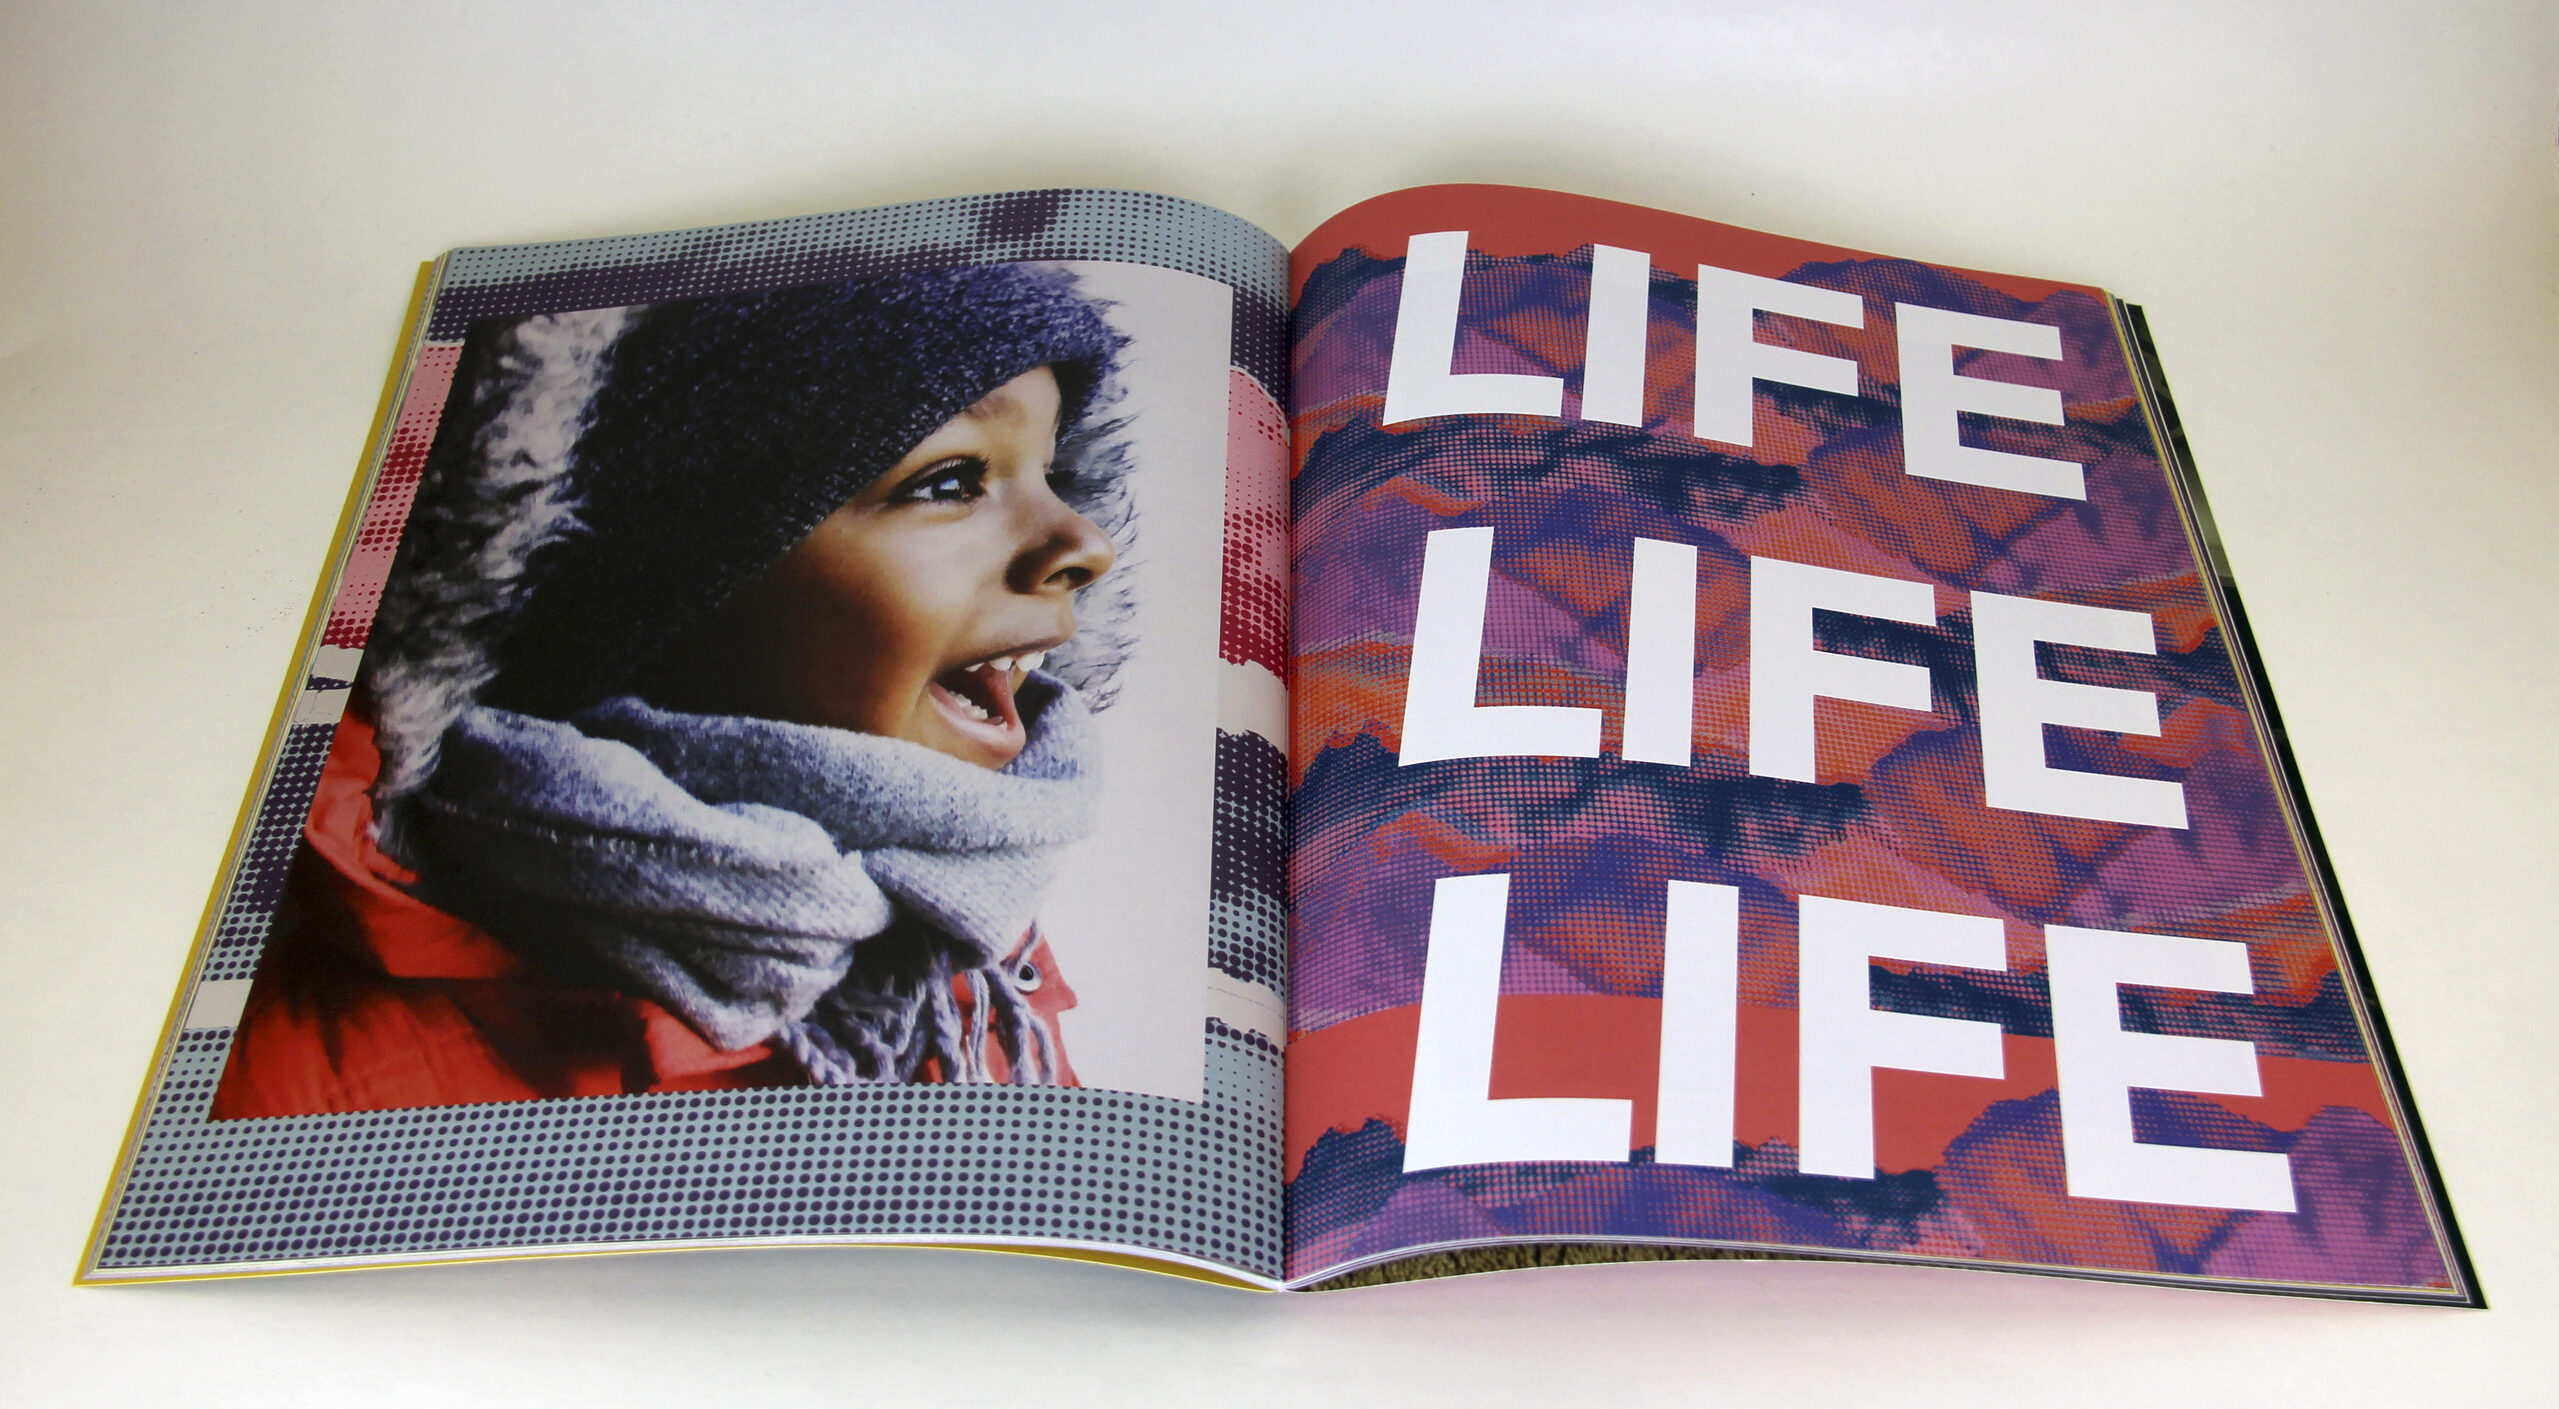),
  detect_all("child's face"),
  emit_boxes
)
[643,366,1114,769]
